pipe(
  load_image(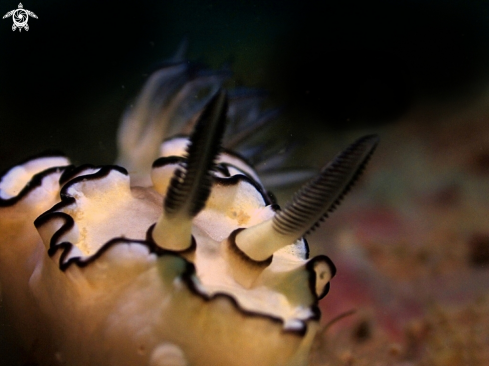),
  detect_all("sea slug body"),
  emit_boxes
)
[0,56,378,366]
